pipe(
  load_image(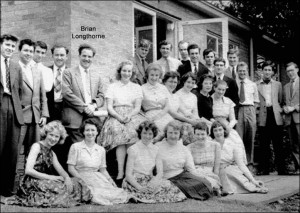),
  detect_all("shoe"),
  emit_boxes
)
[115,178,124,188]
